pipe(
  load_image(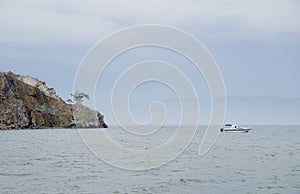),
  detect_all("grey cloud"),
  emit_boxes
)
[0,0,299,44]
